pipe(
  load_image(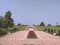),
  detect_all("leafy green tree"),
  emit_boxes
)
[40,22,45,26]
[18,23,21,26]
[48,24,51,26]
[33,24,36,26]
[2,11,14,28]
[0,16,3,27]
